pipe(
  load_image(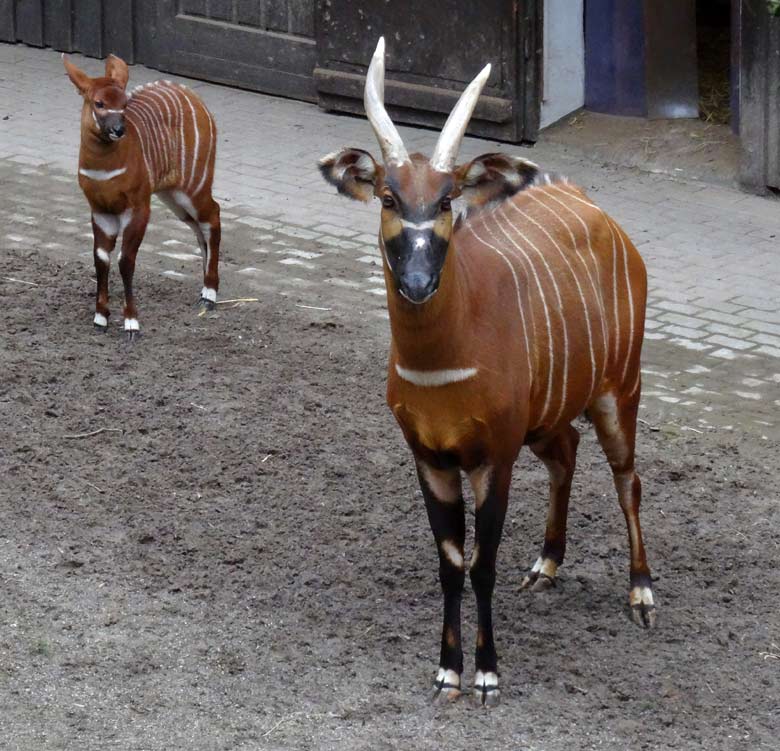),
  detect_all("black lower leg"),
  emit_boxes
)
[417,462,466,682]
[470,465,510,681]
